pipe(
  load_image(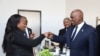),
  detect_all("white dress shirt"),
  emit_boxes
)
[72,21,85,41]
[25,27,30,38]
